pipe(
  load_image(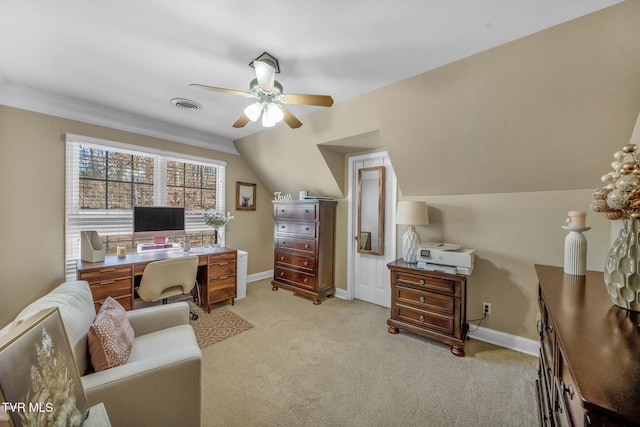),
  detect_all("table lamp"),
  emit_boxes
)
[396,201,429,263]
